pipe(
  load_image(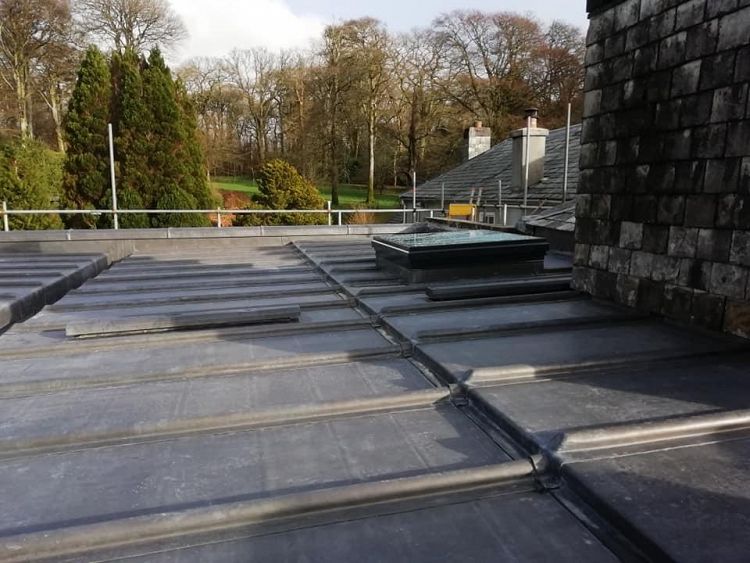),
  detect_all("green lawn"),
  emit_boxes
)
[212,176,402,210]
